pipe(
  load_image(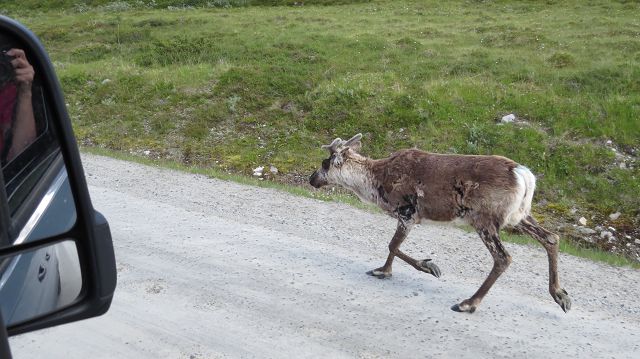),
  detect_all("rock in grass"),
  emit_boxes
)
[609,212,621,220]
[577,226,596,235]
[578,217,587,226]
[500,114,516,123]
[600,231,614,241]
